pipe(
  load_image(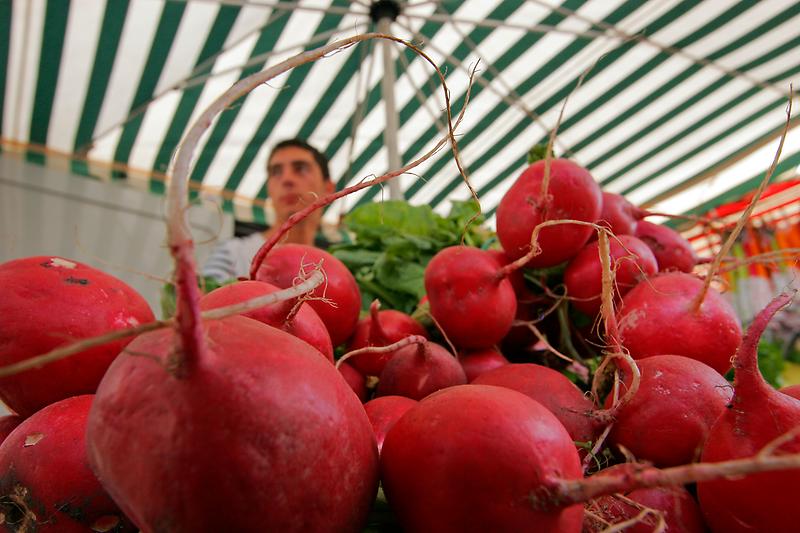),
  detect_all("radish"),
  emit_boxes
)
[363,395,417,453]
[253,244,361,347]
[485,249,529,296]
[339,361,368,402]
[564,235,657,316]
[376,339,467,400]
[780,383,800,400]
[346,300,428,376]
[596,191,643,237]
[635,220,698,273]
[458,347,509,382]
[0,395,135,532]
[424,246,517,349]
[495,158,602,268]
[586,463,705,533]
[84,36,402,533]
[617,272,742,375]
[87,316,379,532]
[472,363,599,446]
[608,355,732,467]
[380,384,584,532]
[698,292,800,532]
[0,256,155,417]
[200,279,334,361]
